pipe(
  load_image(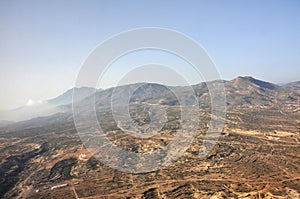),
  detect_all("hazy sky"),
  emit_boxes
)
[1,0,300,110]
